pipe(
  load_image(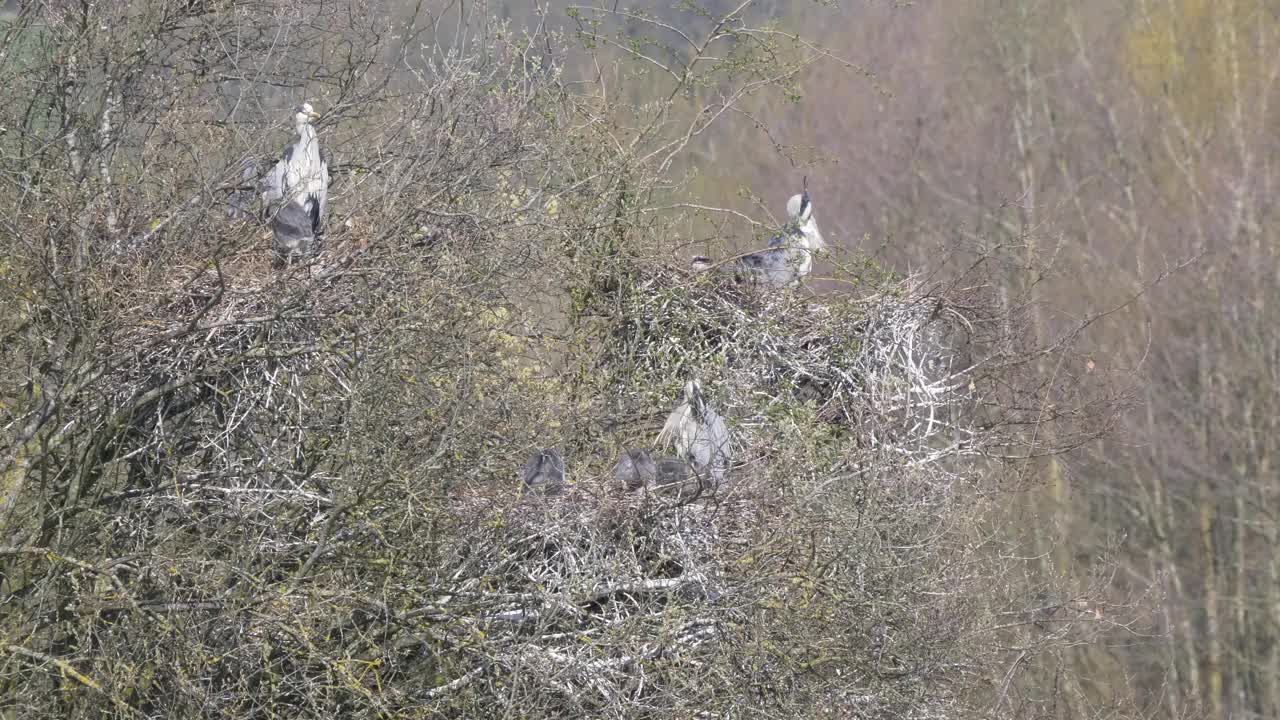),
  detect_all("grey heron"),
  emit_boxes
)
[613,448,658,491]
[261,102,329,261]
[656,380,732,486]
[692,188,825,286]
[521,448,566,496]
